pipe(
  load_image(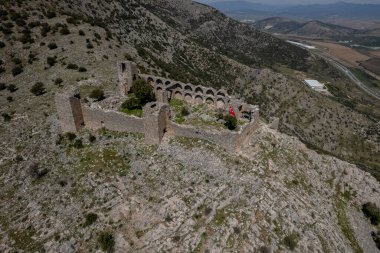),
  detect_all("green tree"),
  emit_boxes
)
[130,79,155,105]
[31,82,46,96]
[224,115,237,130]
